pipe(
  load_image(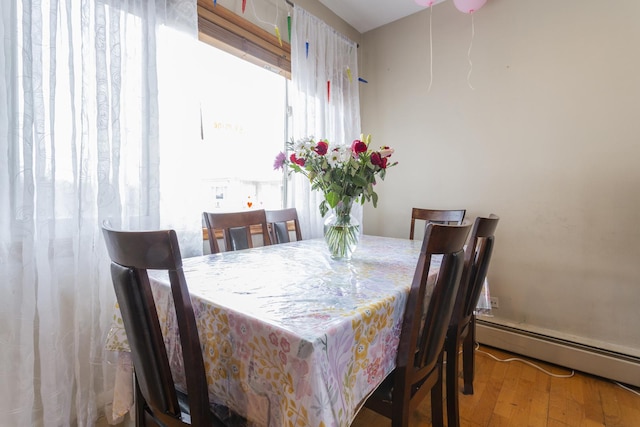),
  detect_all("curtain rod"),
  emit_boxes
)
[282,0,359,47]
